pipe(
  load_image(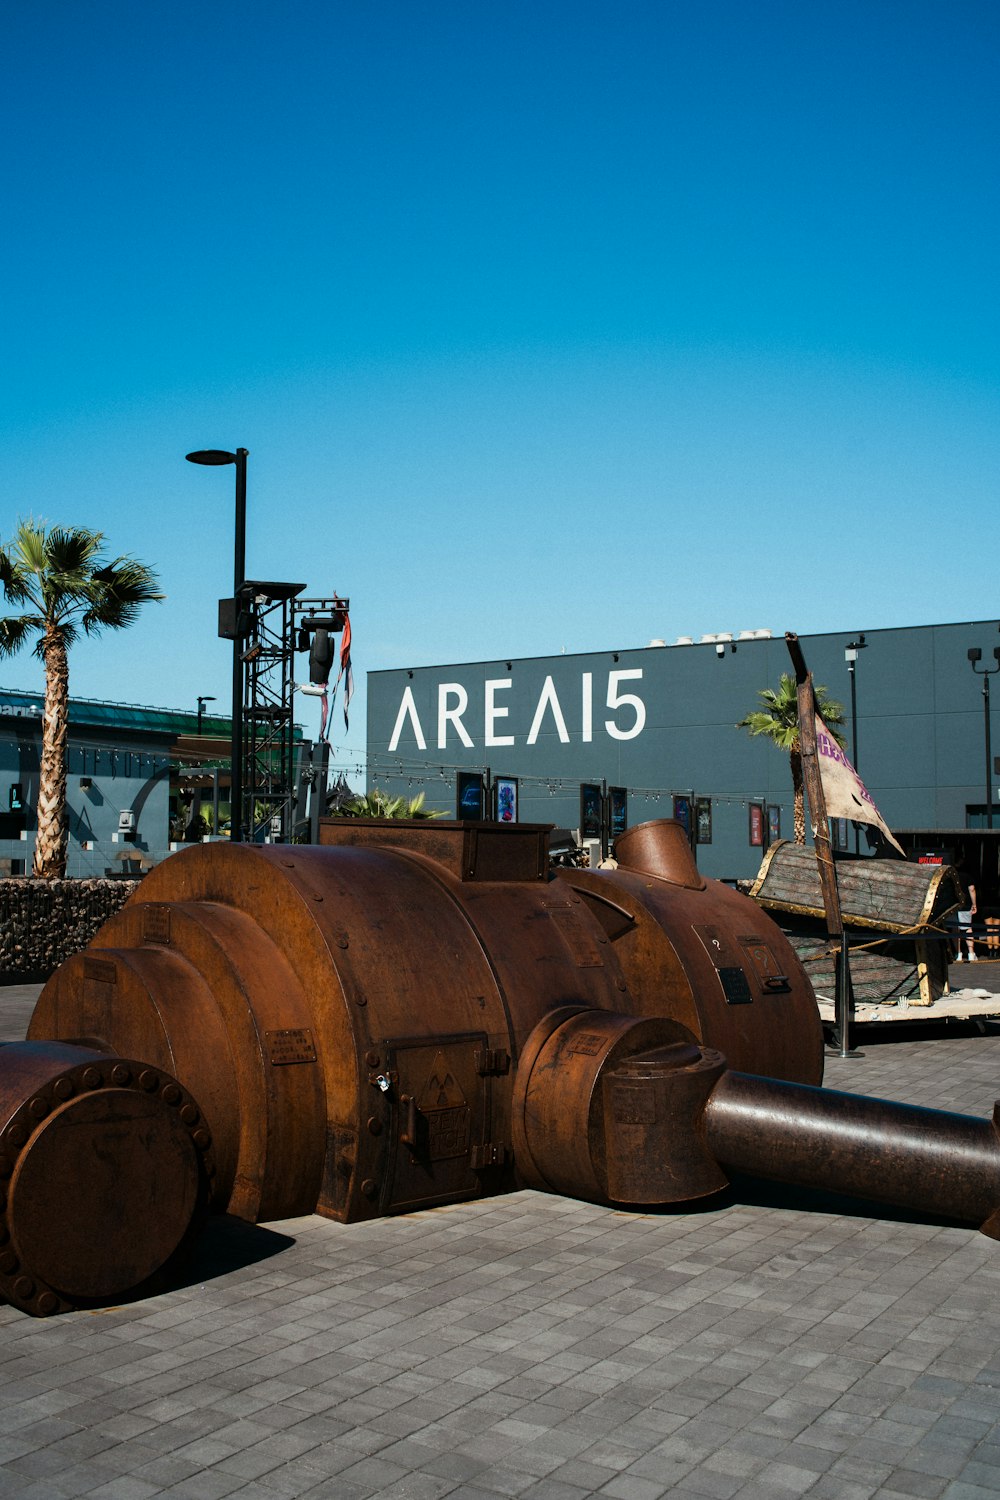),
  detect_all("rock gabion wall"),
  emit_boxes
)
[0,879,141,981]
